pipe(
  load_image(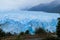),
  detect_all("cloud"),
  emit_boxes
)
[0,0,54,11]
